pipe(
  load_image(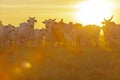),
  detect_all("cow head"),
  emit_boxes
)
[102,15,113,25]
[43,19,50,28]
[5,24,15,33]
[43,19,48,24]
[27,17,37,22]
[59,19,63,23]
[0,20,3,26]
[27,17,37,27]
